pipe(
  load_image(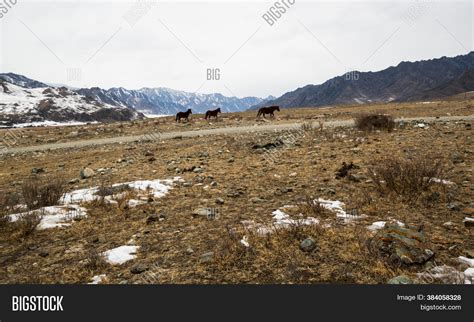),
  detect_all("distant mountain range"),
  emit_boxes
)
[250,51,474,109]
[75,86,274,115]
[1,51,473,126]
[0,73,273,118]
